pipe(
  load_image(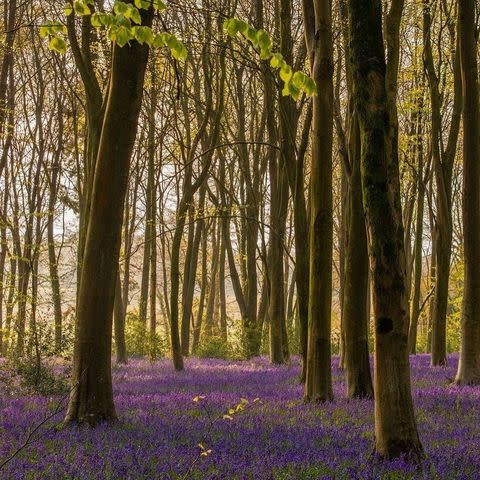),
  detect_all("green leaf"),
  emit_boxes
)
[304,77,317,96]
[159,33,187,60]
[171,43,187,61]
[49,36,67,54]
[92,12,114,27]
[132,26,154,45]
[270,53,283,68]
[292,71,306,89]
[73,0,91,16]
[126,5,142,24]
[255,29,271,52]
[244,26,256,43]
[152,33,167,48]
[224,18,245,37]
[109,25,131,47]
[114,1,129,15]
[114,14,132,27]
[39,25,51,38]
[279,64,292,83]
[90,12,102,27]
[153,0,167,11]
[64,3,73,16]
[134,0,150,9]
[259,48,271,61]
[289,82,301,100]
